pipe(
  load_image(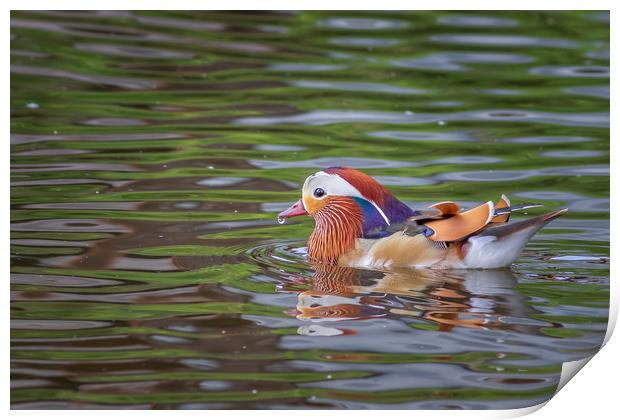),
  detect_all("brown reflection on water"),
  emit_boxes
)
[287,264,537,334]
